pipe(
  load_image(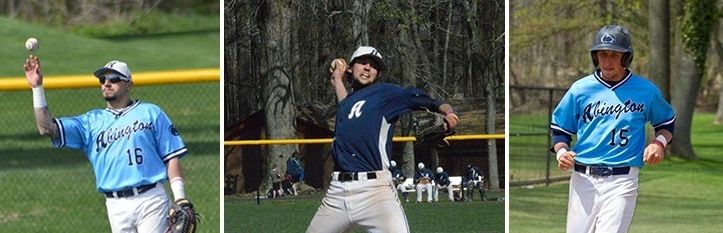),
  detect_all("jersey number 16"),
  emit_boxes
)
[126,148,144,165]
